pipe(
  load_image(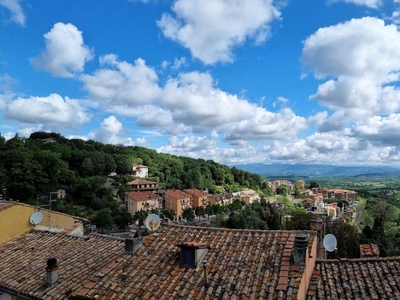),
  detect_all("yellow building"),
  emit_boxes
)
[0,200,83,244]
